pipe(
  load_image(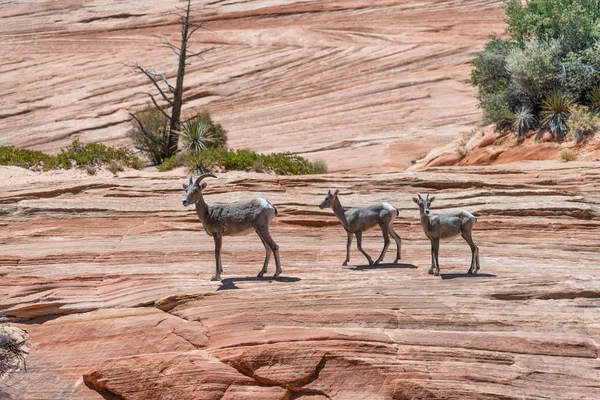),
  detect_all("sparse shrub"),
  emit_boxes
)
[455,139,468,159]
[183,148,326,175]
[107,161,124,175]
[511,106,536,136]
[0,328,27,379]
[541,91,573,138]
[568,104,599,142]
[157,152,186,172]
[84,165,97,175]
[251,160,265,173]
[559,149,577,162]
[128,106,170,165]
[310,159,328,174]
[0,141,142,171]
